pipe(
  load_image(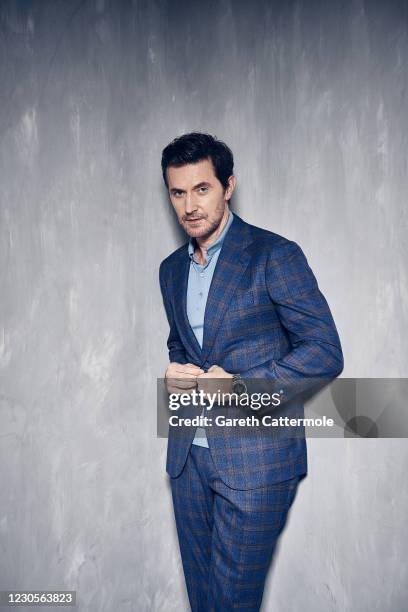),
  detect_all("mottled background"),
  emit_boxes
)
[0,0,407,610]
